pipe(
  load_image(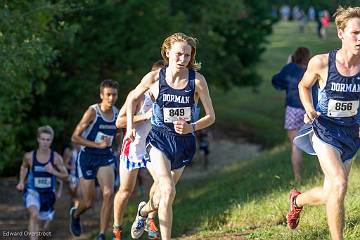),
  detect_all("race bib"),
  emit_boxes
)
[95,132,114,146]
[34,177,51,188]
[327,99,359,117]
[163,107,191,123]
